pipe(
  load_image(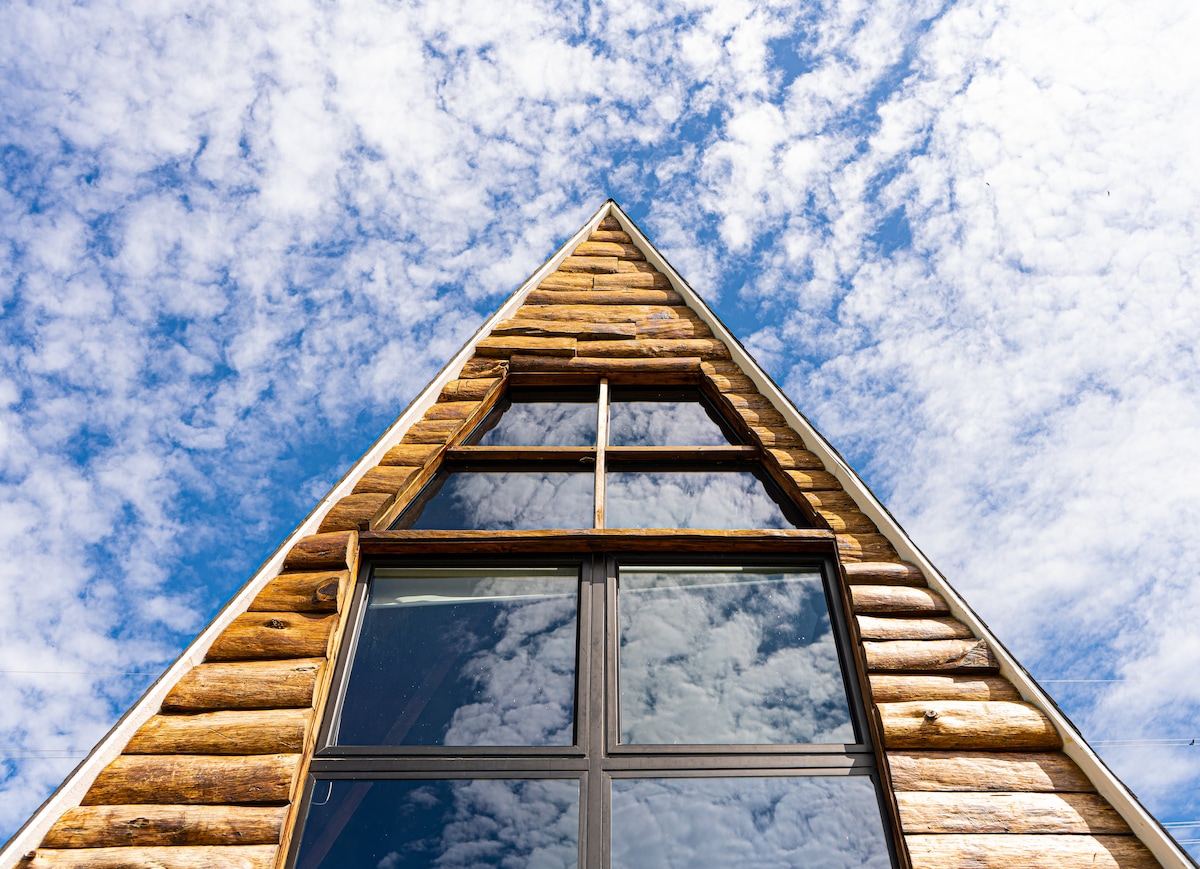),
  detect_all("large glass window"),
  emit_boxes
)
[394,381,811,531]
[292,554,896,869]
